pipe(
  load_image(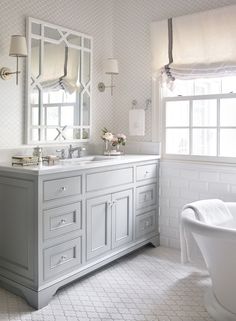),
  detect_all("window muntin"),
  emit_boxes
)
[163,77,236,159]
